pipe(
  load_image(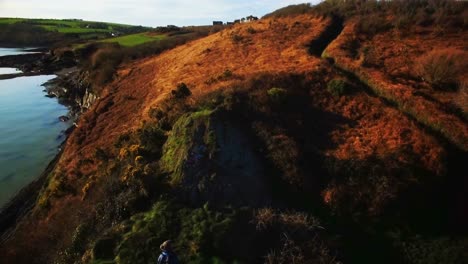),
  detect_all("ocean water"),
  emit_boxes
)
[0,68,22,74]
[0,47,40,56]
[0,48,70,208]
